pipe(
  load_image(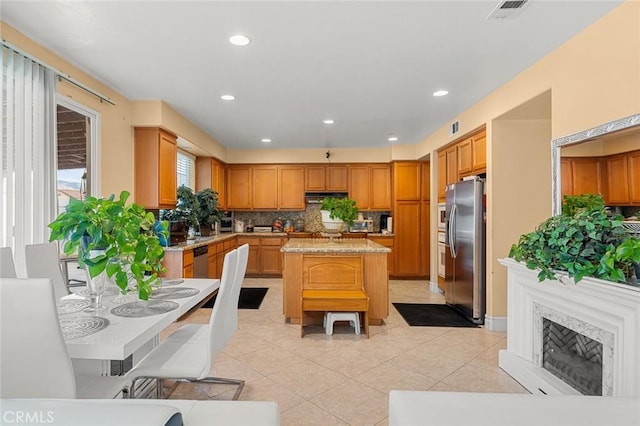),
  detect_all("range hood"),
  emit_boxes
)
[305,192,348,204]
